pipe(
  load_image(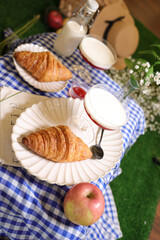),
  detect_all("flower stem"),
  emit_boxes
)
[0,15,40,54]
[0,91,22,103]
[14,15,40,38]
